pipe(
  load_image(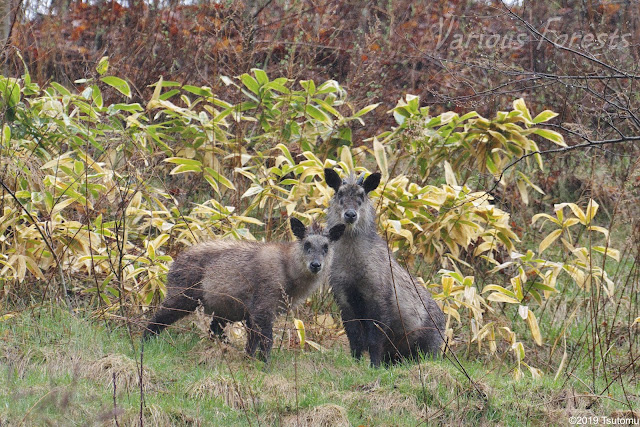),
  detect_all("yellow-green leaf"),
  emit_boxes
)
[305,104,330,124]
[563,265,587,288]
[0,313,16,321]
[527,310,542,345]
[587,226,609,237]
[169,164,202,175]
[101,76,131,98]
[532,110,558,124]
[516,179,529,205]
[354,103,380,118]
[443,161,458,187]
[554,349,568,381]
[340,146,354,172]
[585,199,598,223]
[531,213,560,226]
[293,318,306,350]
[539,229,562,254]
[482,284,517,300]
[532,128,566,146]
[513,98,532,123]
[487,292,521,304]
[592,246,620,261]
[164,157,202,167]
[373,137,388,179]
[205,167,236,191]
[96,56,109,75]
